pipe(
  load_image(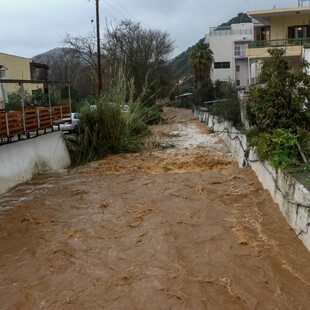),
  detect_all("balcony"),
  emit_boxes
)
[210,27,252,37]
[247,38,309,58]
